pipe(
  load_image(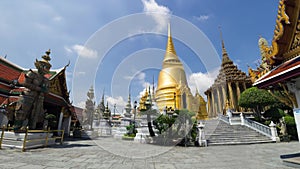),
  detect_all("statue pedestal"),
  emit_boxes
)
[1,131,55,150]
[96,119,112,137]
